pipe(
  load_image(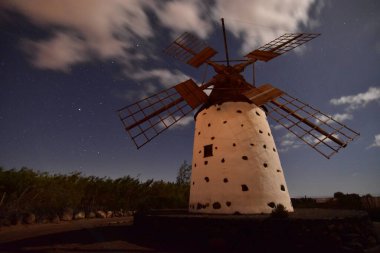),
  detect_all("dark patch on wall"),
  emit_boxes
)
[213,202,221,209]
